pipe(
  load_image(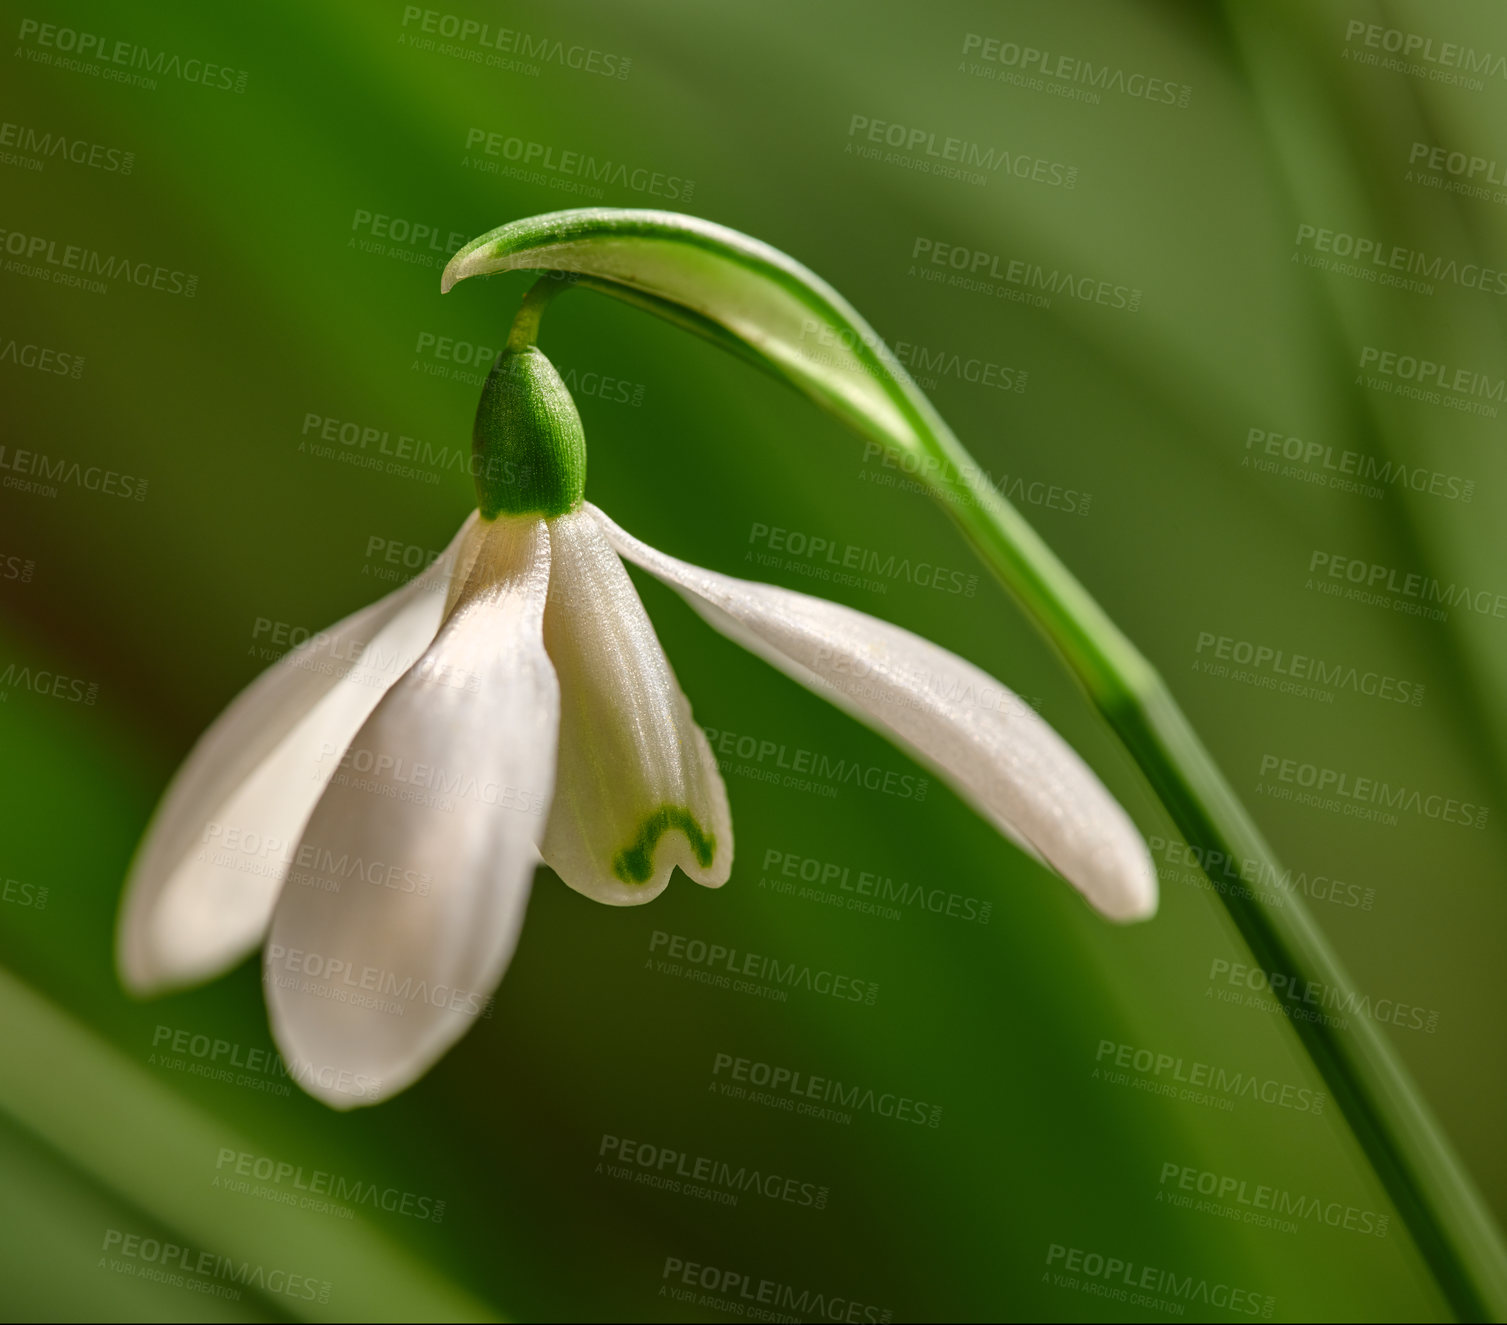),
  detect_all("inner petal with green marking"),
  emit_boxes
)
[538,508,732,906]
[613,806,717,885]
